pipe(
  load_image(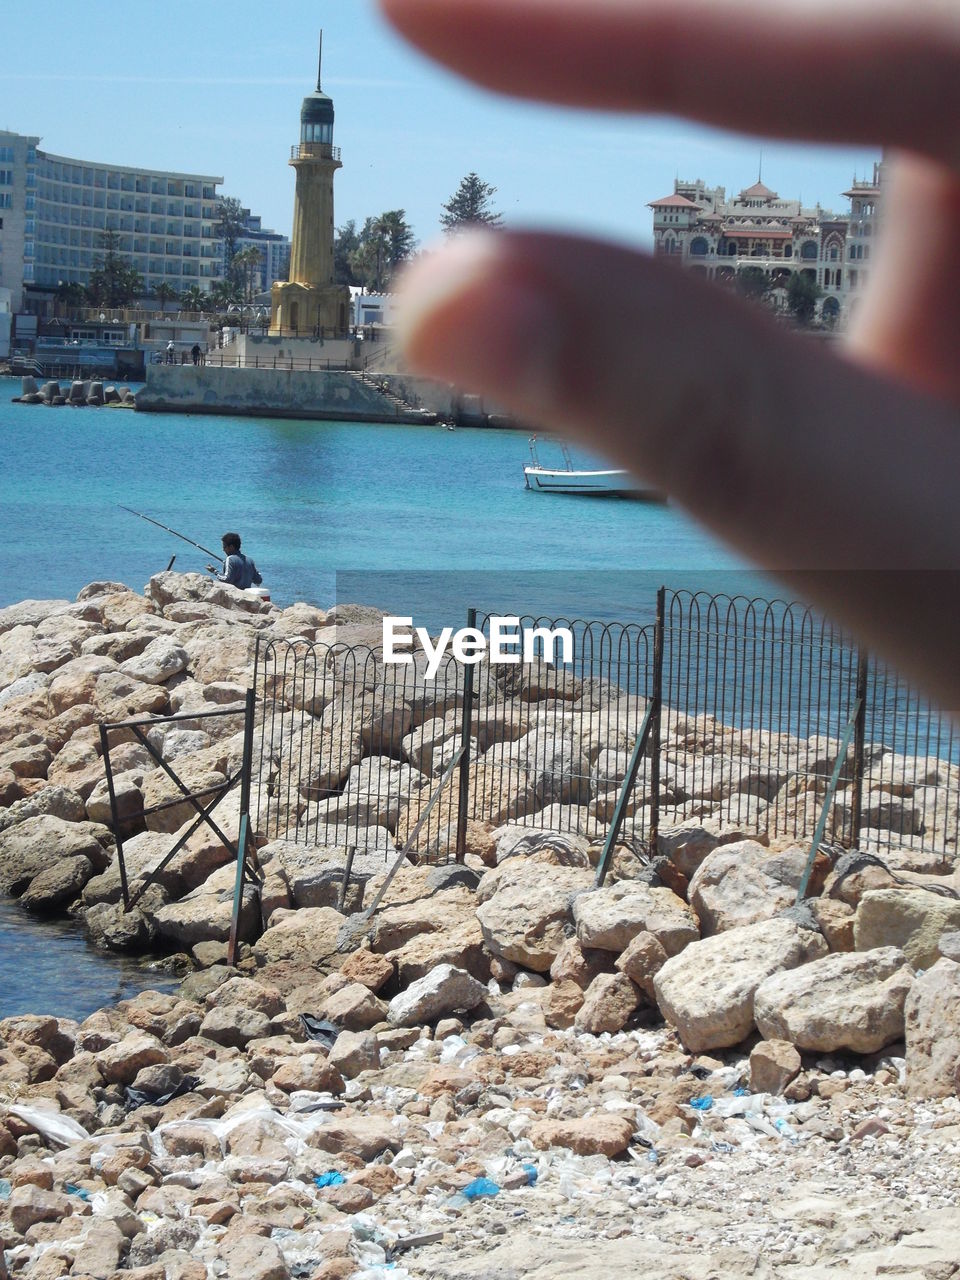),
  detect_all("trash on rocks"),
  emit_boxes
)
[125,1073,200,1110]
[690,1094,714,1111]
[64,1182,91,1200]
[313,1170,346,1188]
[461,1176,501,1199]
[6,1103,90,1147]
[300,1014,341,1047]
[0,1179,10,1200]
